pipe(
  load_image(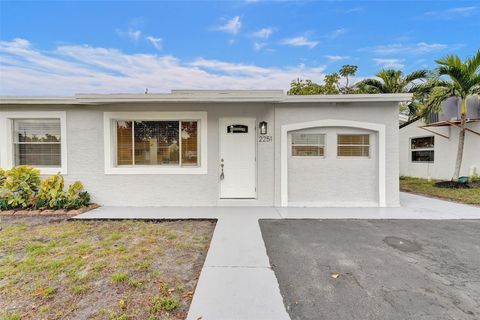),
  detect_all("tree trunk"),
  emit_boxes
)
[452,100,467,181]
